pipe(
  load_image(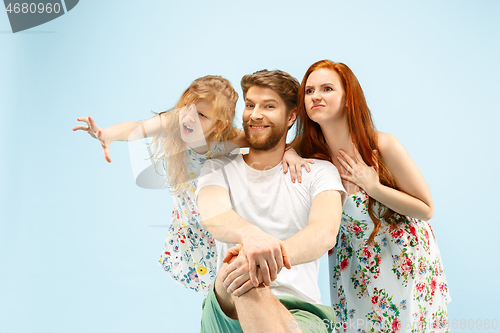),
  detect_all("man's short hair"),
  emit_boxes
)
[241,70,300,113]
